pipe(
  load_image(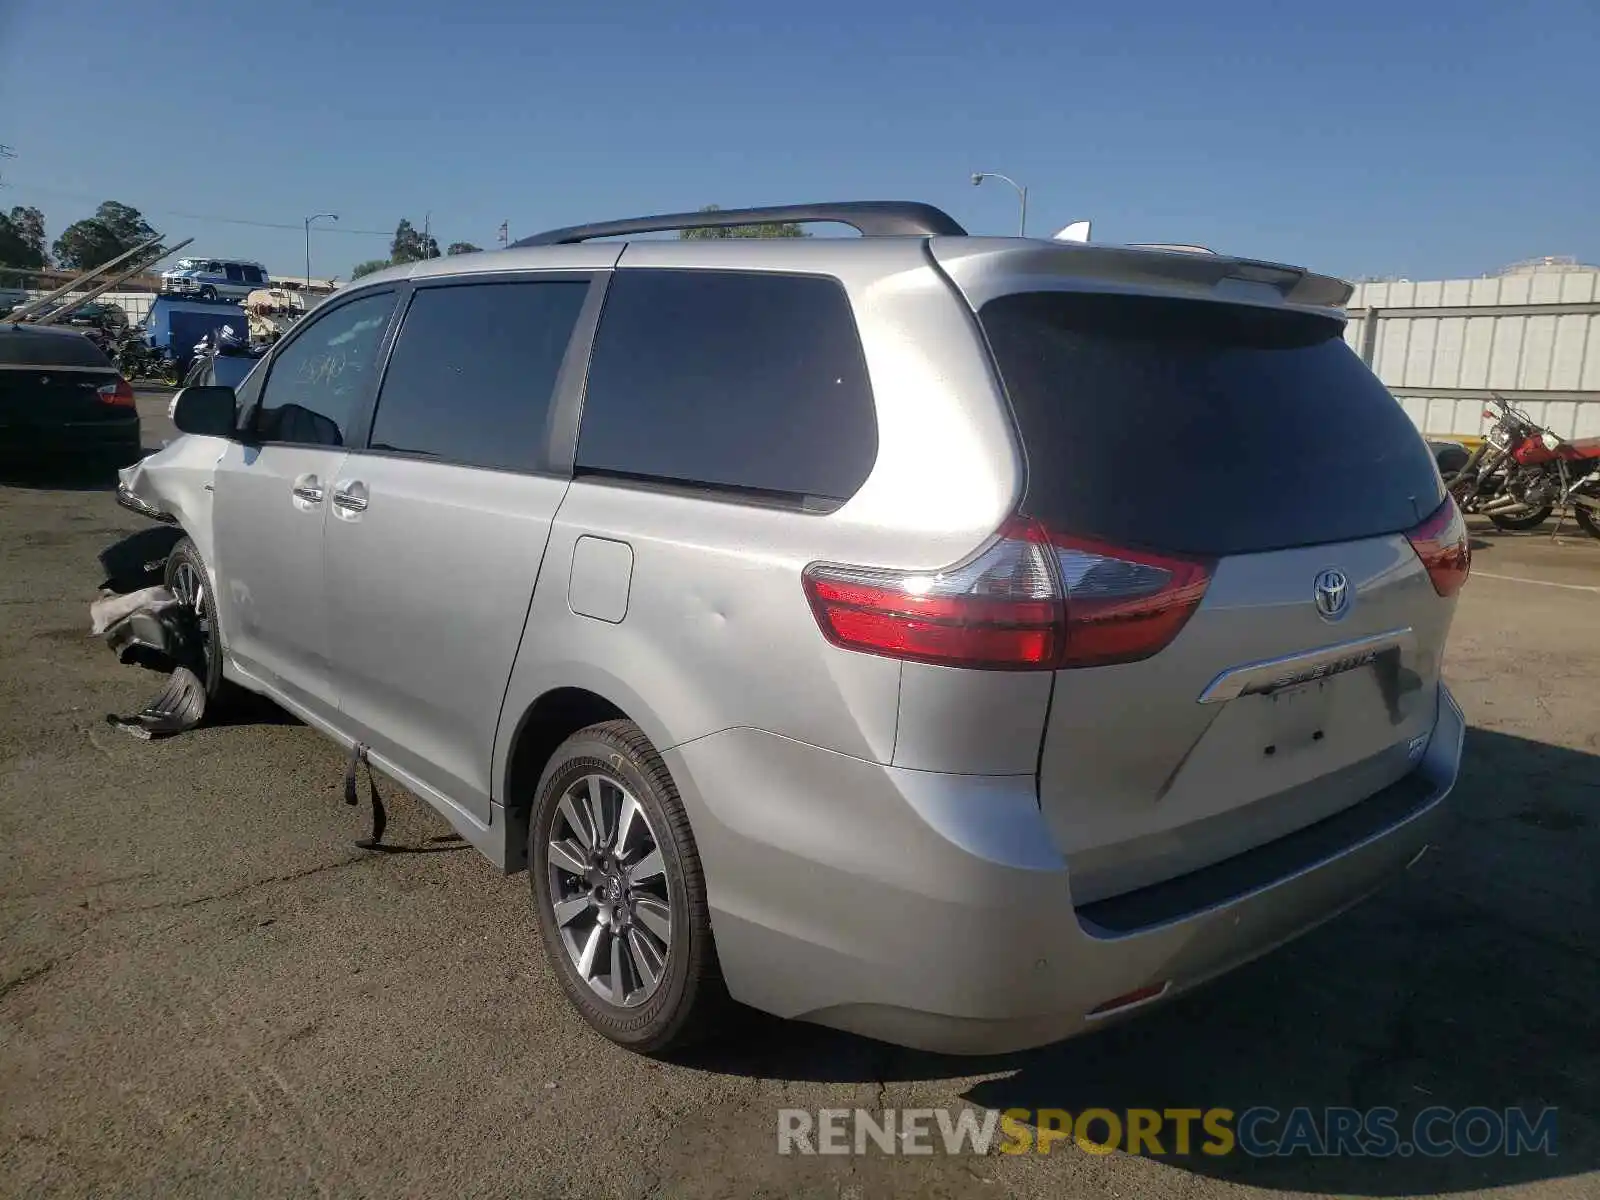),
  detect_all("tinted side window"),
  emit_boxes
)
[576,270,877,503]
[254,290,397,447]
[367,279,588,472]
[242,266,265,285]
[224,264,245,283]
